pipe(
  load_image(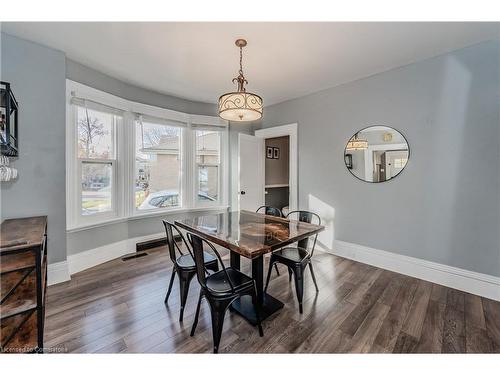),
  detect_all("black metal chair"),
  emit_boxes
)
[256,206,282,276]
[188,232,263,353]
[256,205,283,218]
[264,210,321,314]
[162,220,219,322]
